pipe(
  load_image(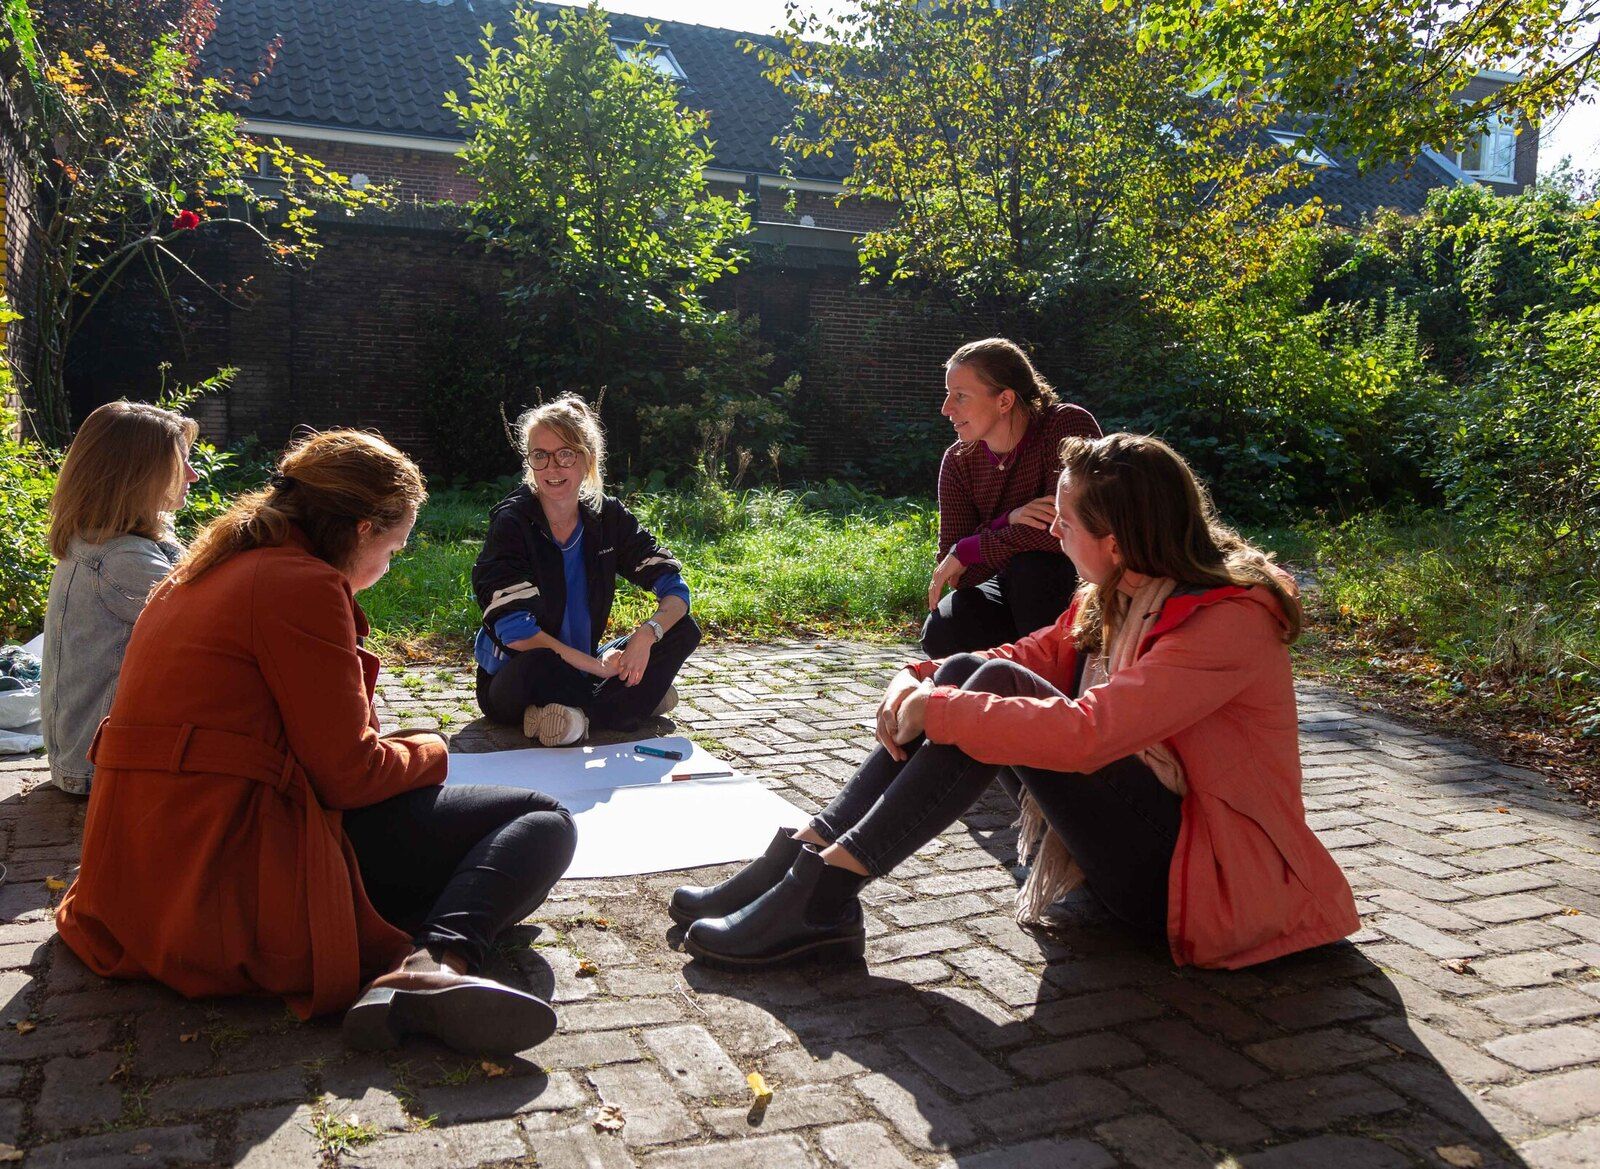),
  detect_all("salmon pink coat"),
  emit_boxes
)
[56,533,447,1018]
[910,584,1359,969]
